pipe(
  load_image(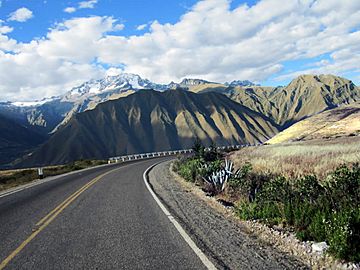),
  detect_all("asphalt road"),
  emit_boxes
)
[0,158,207,270]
